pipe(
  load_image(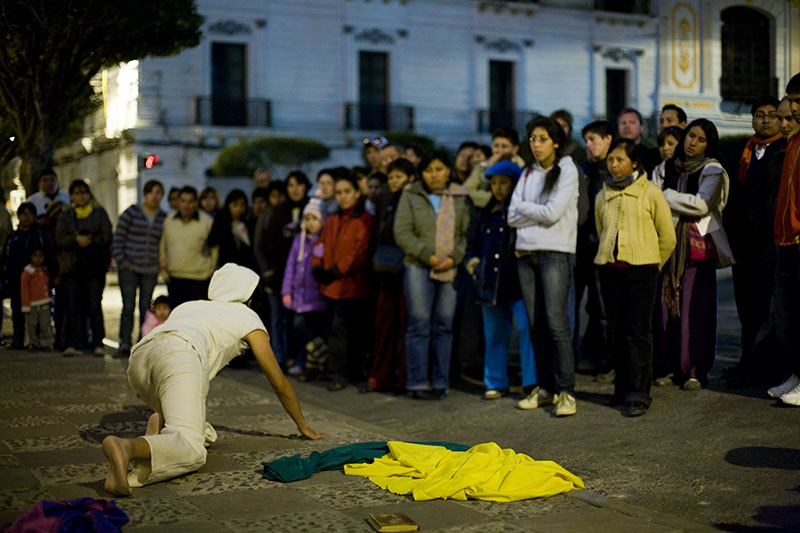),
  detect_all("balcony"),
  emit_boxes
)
[344,103,414,131]
[476,109,541,134]
[195,97,271,128]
